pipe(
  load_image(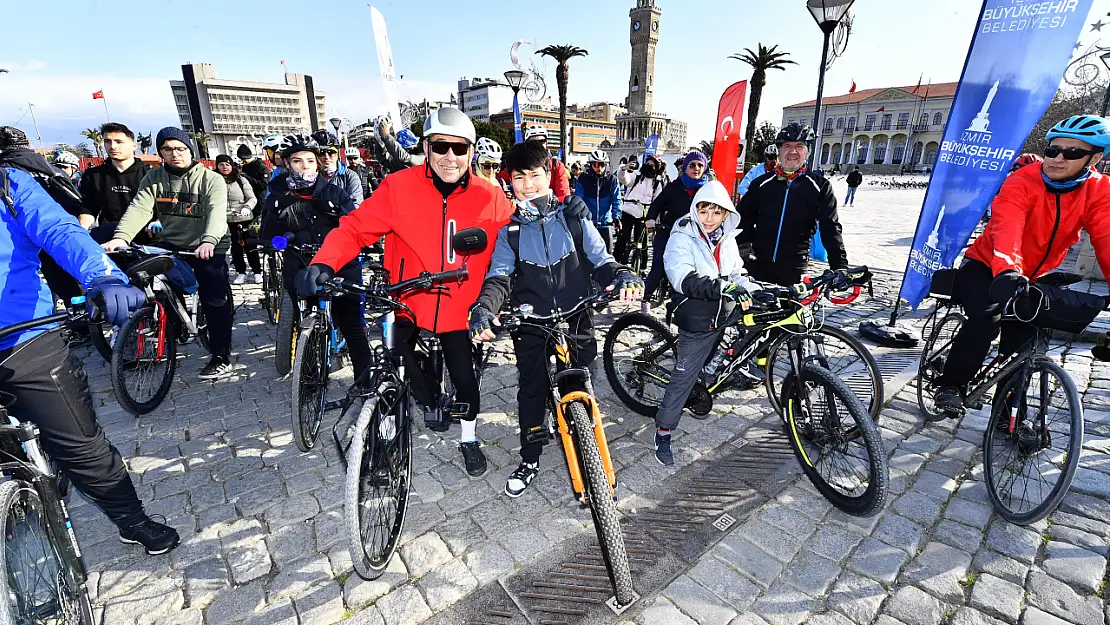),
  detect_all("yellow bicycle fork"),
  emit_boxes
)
[556,391,617,501]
